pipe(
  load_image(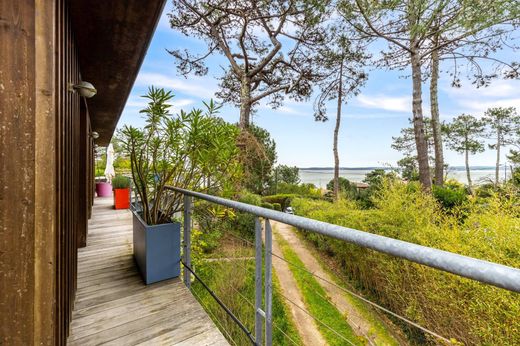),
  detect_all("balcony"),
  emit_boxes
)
[67,195,229,345]
[65,188,520,346]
